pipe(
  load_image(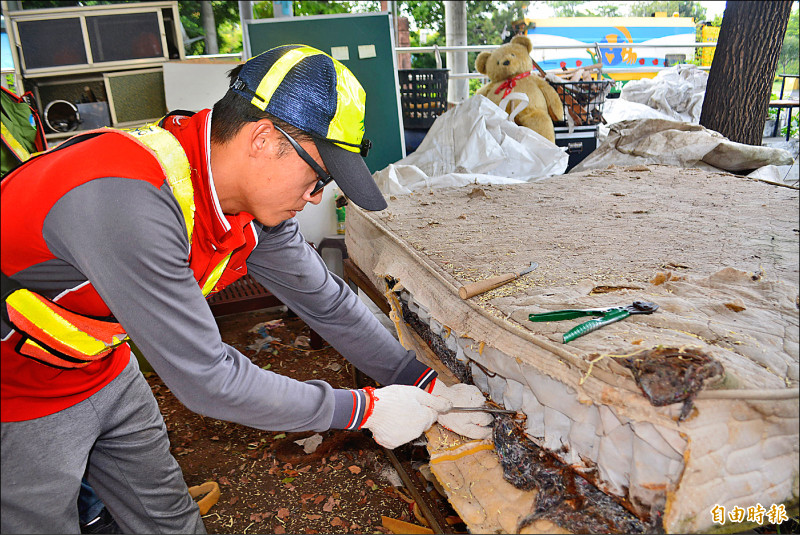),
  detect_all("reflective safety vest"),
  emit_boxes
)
[2,123,232,369]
